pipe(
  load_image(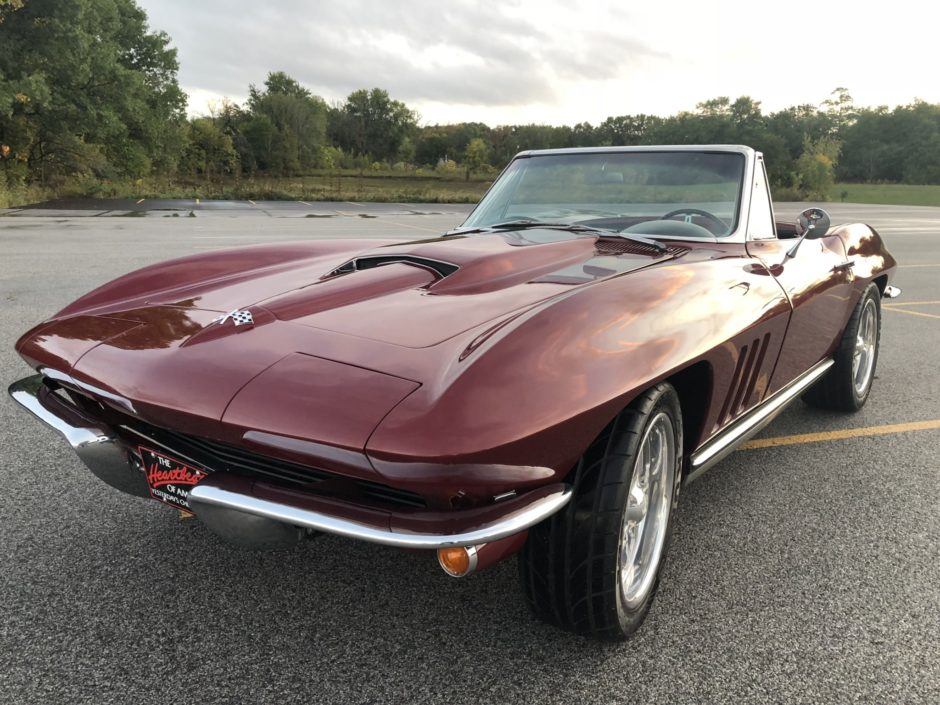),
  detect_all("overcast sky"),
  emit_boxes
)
[137,0,937,126]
